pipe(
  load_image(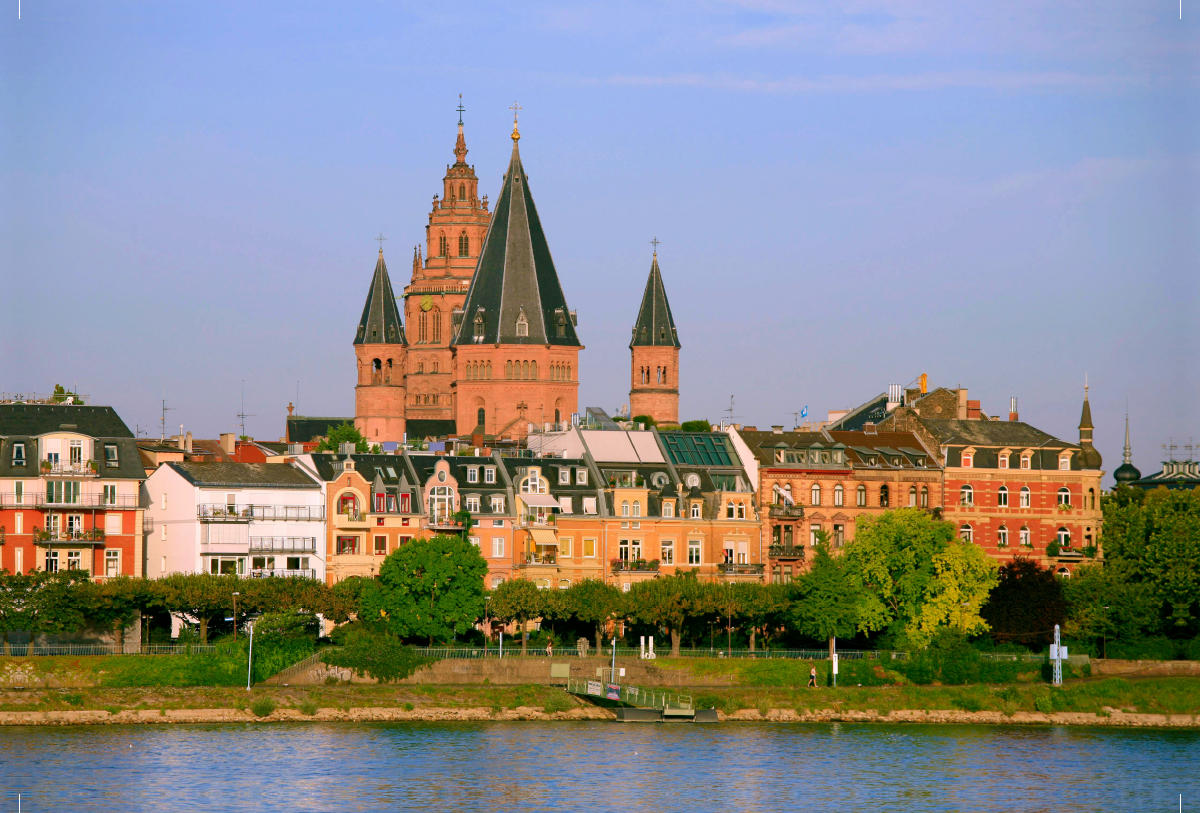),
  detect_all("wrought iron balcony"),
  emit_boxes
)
[769,544,806,559]
[34,528,106,545]
[768,504,804,519]
[247,568,317,580]
[39,460,100,478]
[611,559,659,573]
[0,493,140,508]
[716,562,765,575]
